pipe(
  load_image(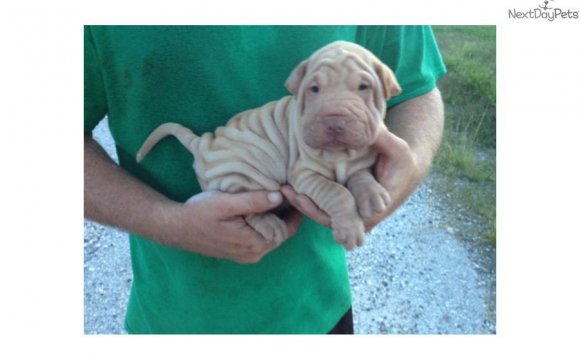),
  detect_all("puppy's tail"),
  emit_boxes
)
[136,122,200,163]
